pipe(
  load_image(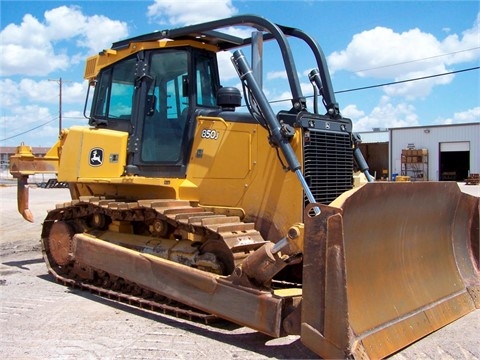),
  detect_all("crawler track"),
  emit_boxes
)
[40,196,267,322]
